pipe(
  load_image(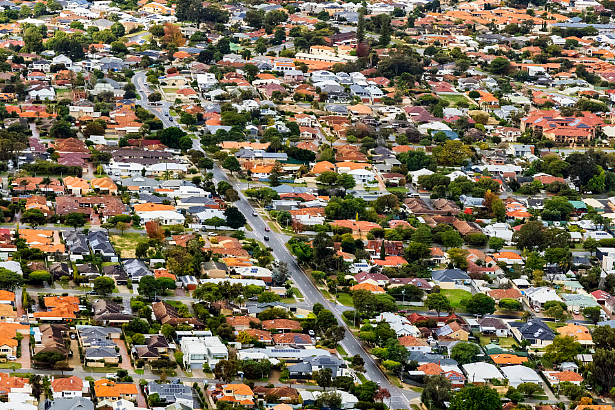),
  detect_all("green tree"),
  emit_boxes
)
[584,306,602,324]
[432,140,472,166]
[222,156,240,174]
[583,237,599,256]
[450,342,480,364]
[441,230,463,249]
[488,237,505,252]
[0,268,23,290]
[313,368,332,391]
[21,209,46,227]
[588,348,615,393]
[65,213,86,230]
[490,57,511,74]
[138,275,158,299]
[450,386,501,410]
[544,335,582,364]
[517,383,543,398]
[421,375,451,409]
[93,276,115,296]
[224,207,246,229]
[464,293,496,316]
[425,293,451,315]
[214,359,240,383]
[499,299,523,311]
